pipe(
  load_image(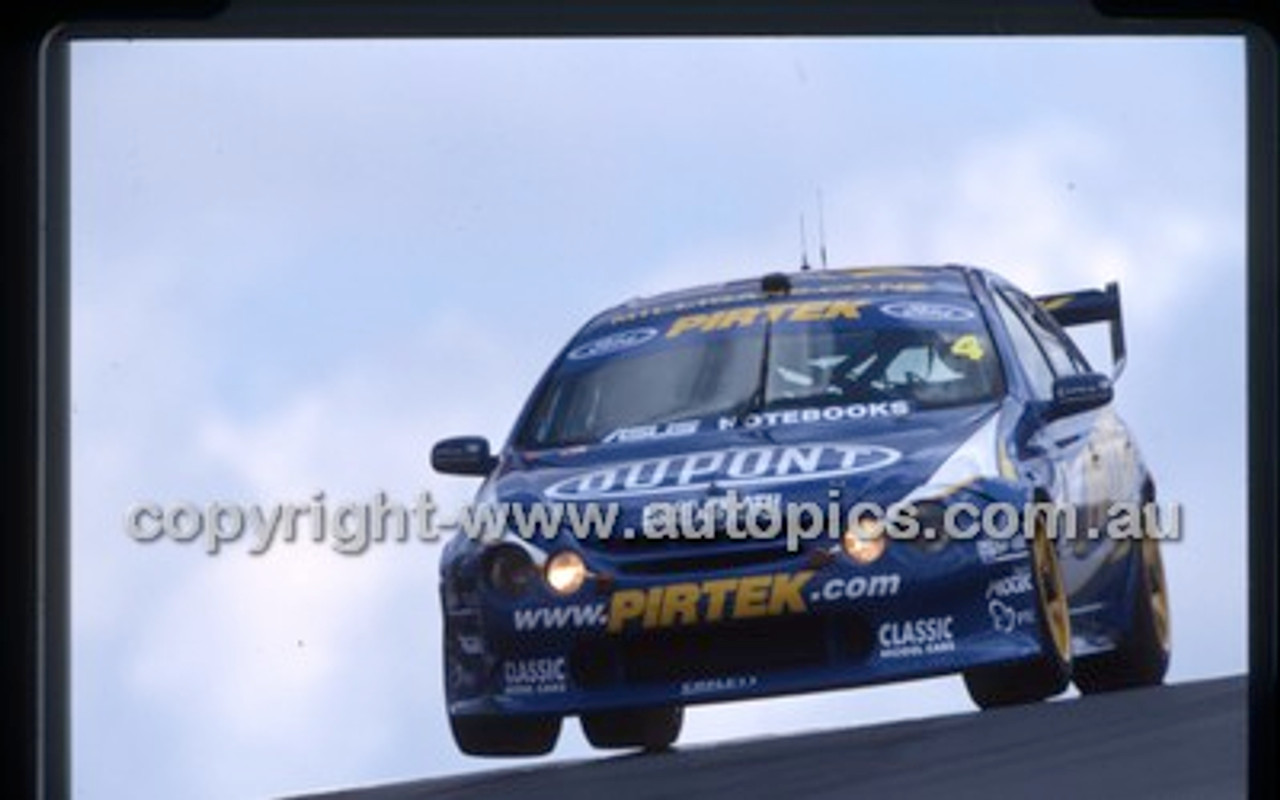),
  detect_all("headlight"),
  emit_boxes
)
[841,513,887,564]
[482,544,538,597]
[545,550,586,595]
[910,500,950,553]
